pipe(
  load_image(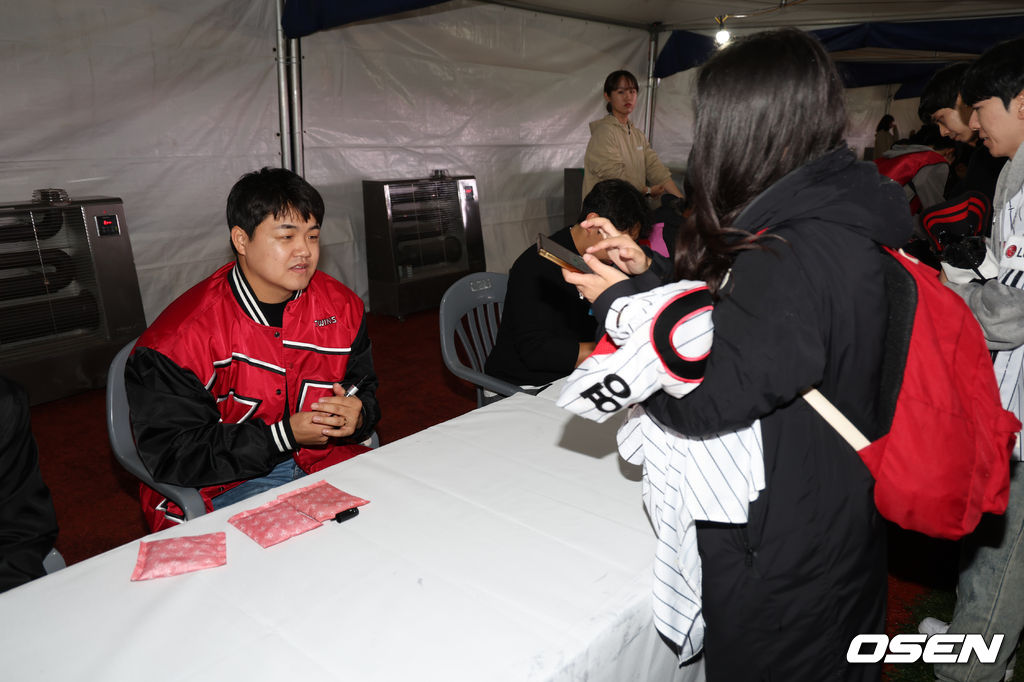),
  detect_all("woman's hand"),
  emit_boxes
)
[579,216,651,275]
[562,253,629,303]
